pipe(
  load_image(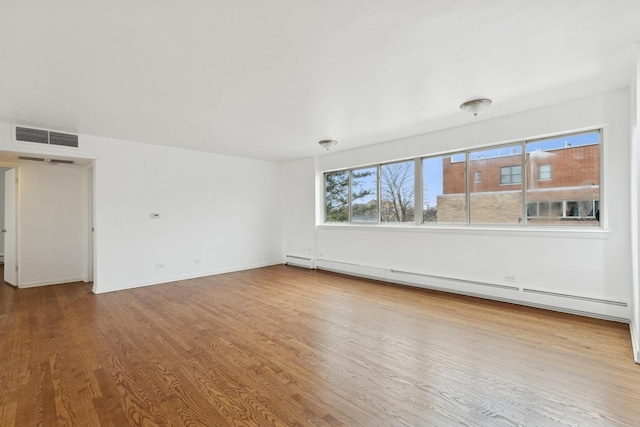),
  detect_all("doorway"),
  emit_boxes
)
[0,153,95,288]
[2,167,17,286]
